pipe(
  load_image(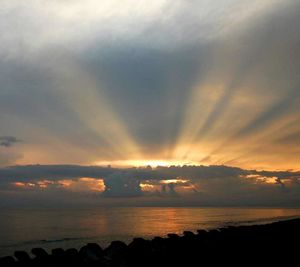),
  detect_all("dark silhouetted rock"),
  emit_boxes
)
[105,240,127,257]
[183,231,195,238]
[14,251,31,263]
[0,256,15,266]
[86,243,103,258]
[197,229,207,236]
[79,244,103,264]
[4,218,300,267]
[65,248,79,258]
[51,248,65,257]
[51,248,66,264]
[65,248,80,265]
[167,233,180,239]
[104,240,128,266]
[31,247,48,258]
[128,238,150,251]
